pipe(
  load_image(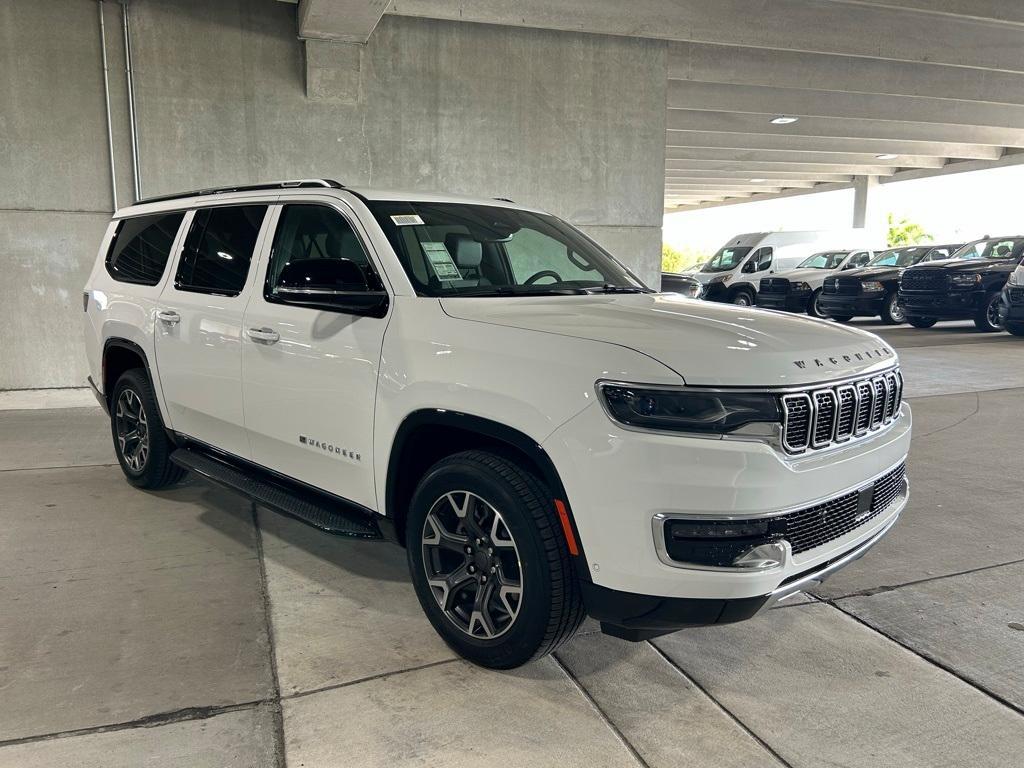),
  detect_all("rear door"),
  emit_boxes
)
[240,199,390,508]
[155,203,270,457]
